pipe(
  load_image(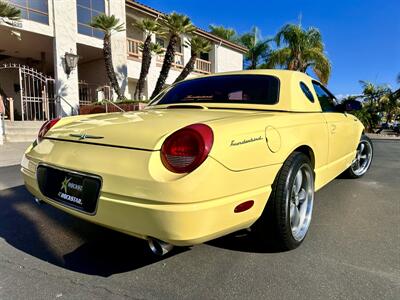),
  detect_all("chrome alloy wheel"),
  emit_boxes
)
[289,164,314,241]
[351,140,373,176]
